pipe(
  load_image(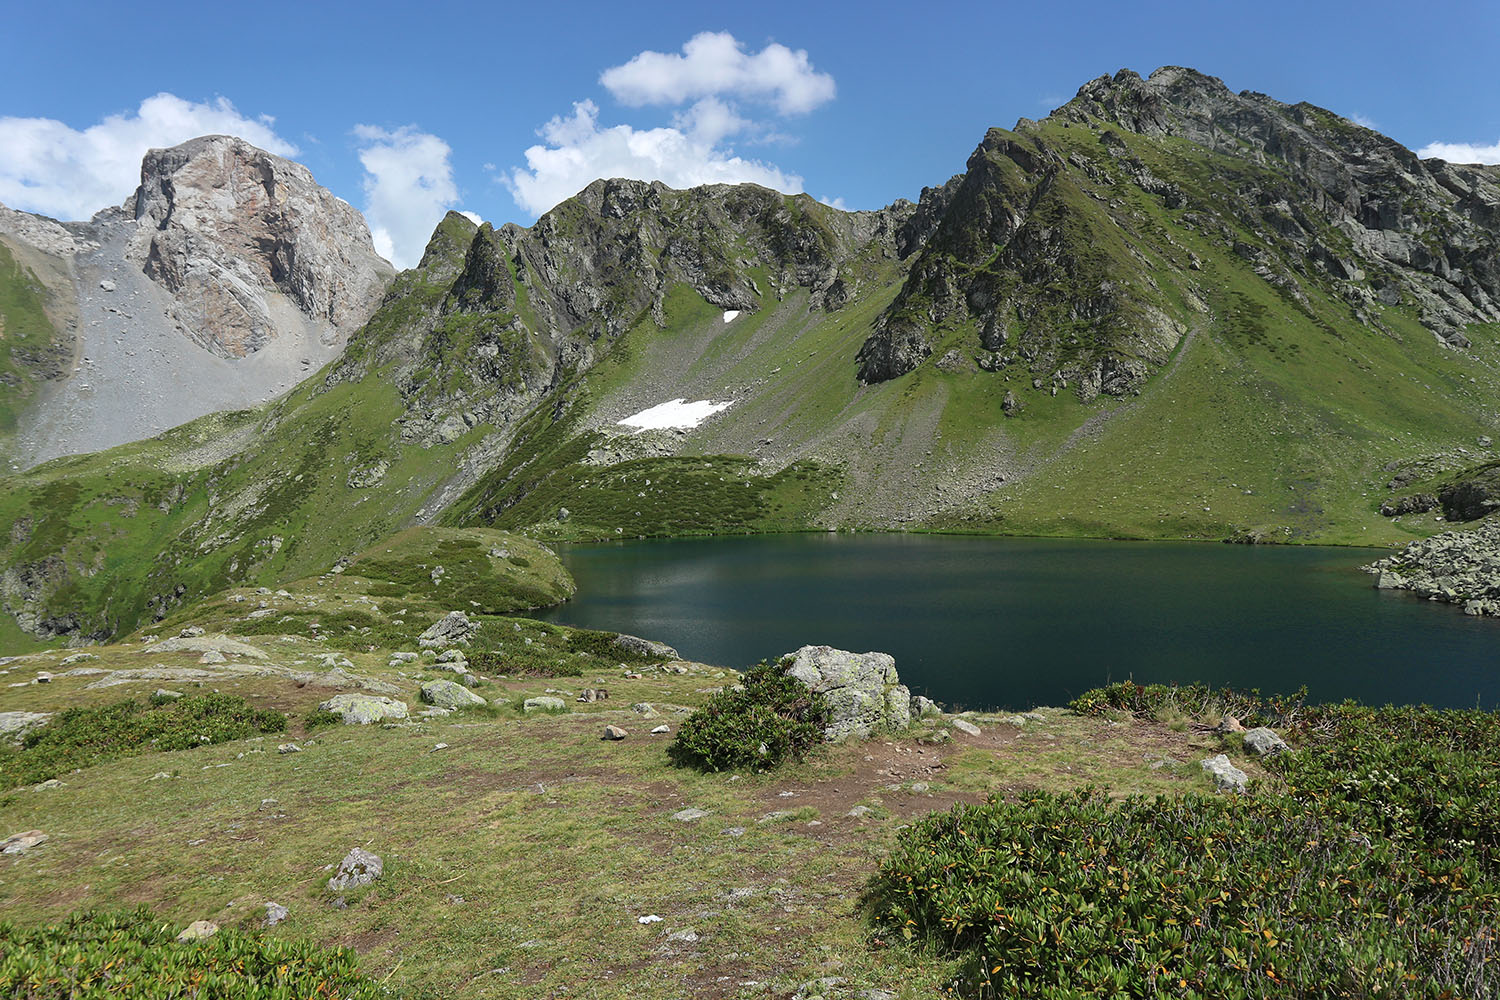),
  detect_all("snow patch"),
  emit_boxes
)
[722,310,740,323]
[617,398,733,431]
